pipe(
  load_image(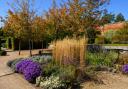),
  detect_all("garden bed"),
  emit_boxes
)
[82,71,128,89]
